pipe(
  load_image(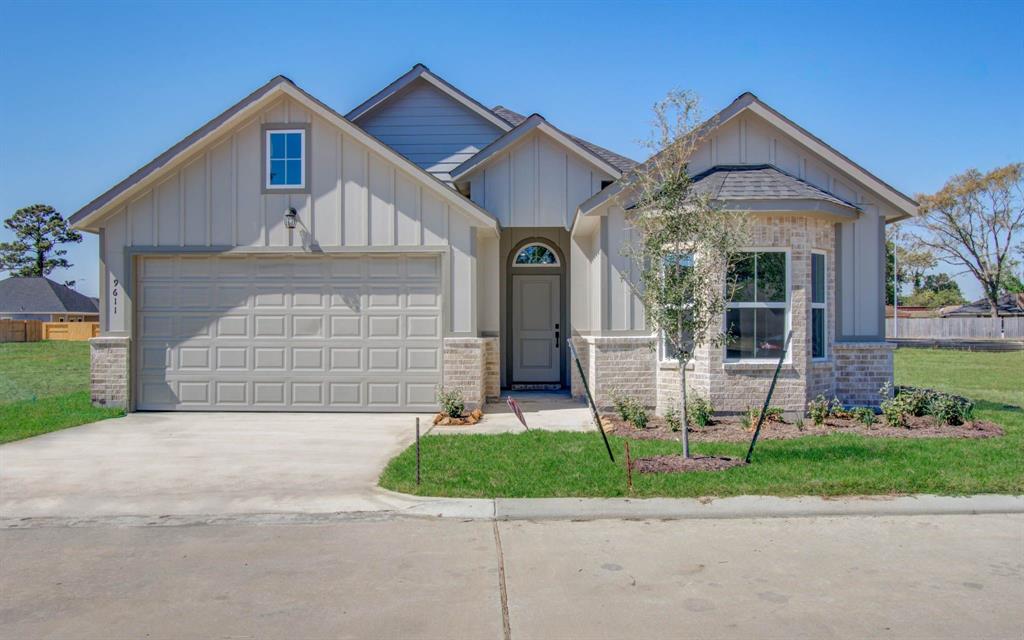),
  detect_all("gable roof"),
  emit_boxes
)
[0,277,99,314]
[69,75,499,233]
[449,112,627,181]
[577,92,918,221]
[346,63,513,132]
[490,106,638,174]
